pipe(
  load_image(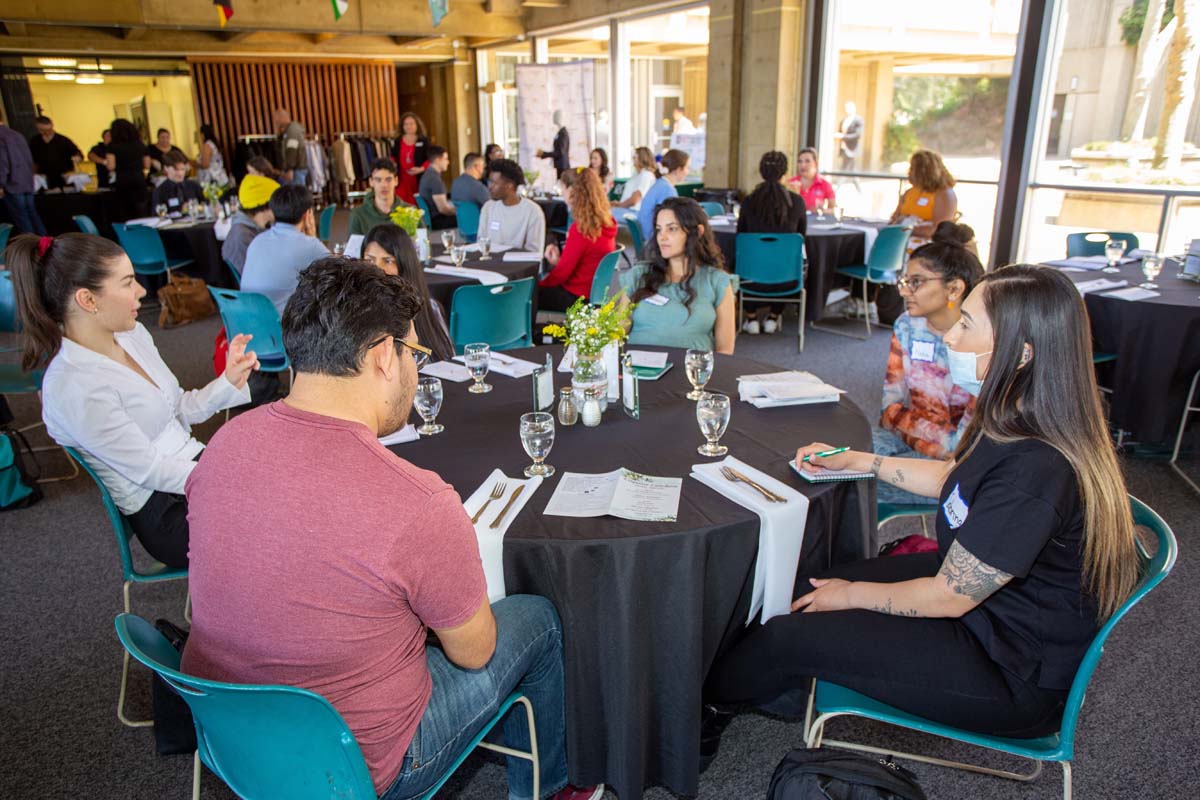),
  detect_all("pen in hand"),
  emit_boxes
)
[800,446,851,464]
